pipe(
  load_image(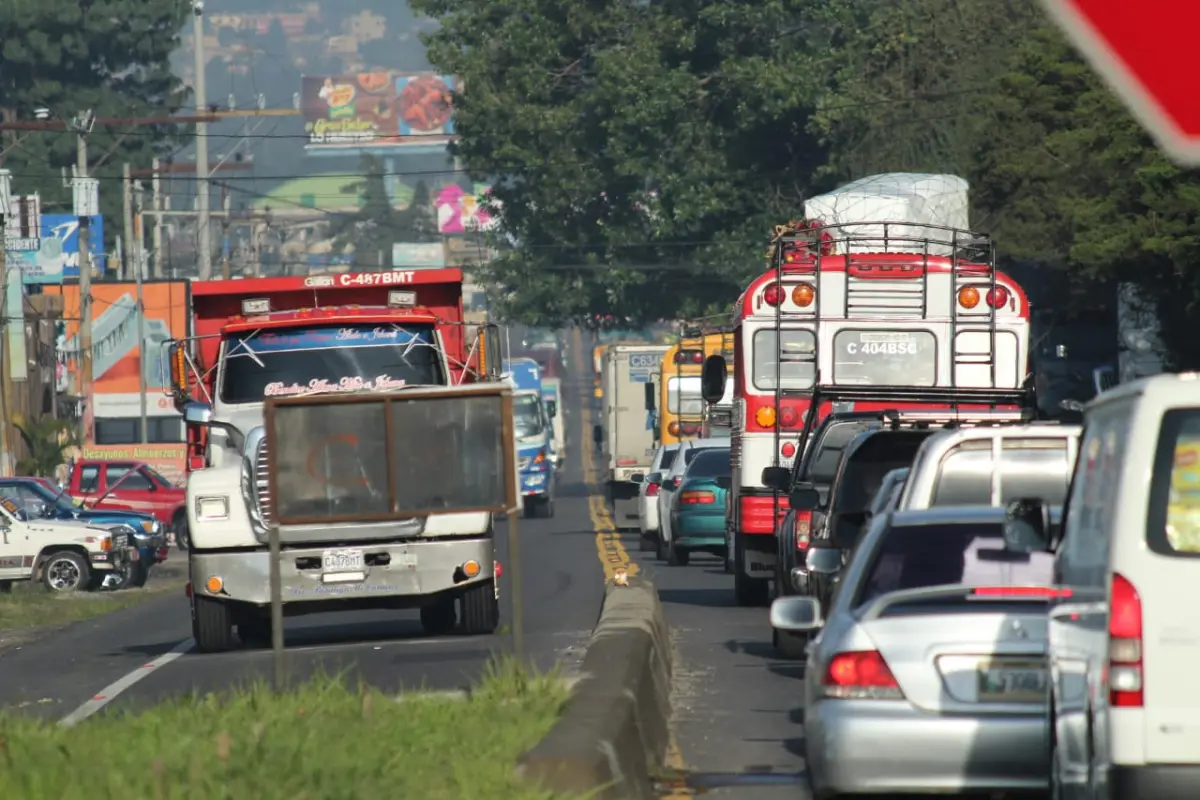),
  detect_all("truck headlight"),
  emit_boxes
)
[139,519,157,533]
[195,495,229,521]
